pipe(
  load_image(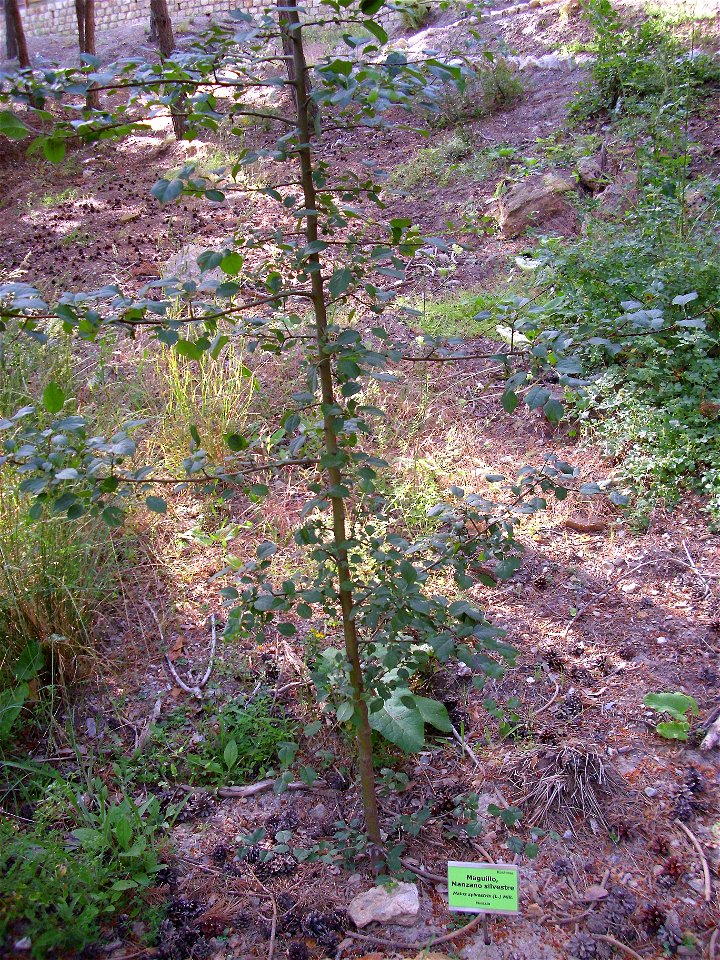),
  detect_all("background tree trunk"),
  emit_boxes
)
[83,0,100,109]
[5,0,18,60]
[149,0,186,139]
[6,0,30,67]
[75,0,86,52]
[150,0,174,55]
